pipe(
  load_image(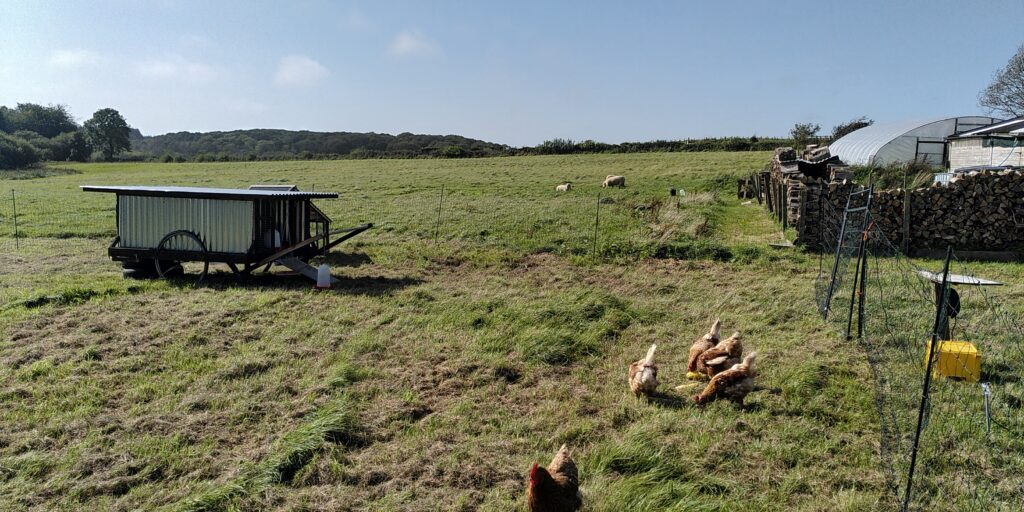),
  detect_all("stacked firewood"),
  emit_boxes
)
[823,171,1024,250]
[906,171,1024,249]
